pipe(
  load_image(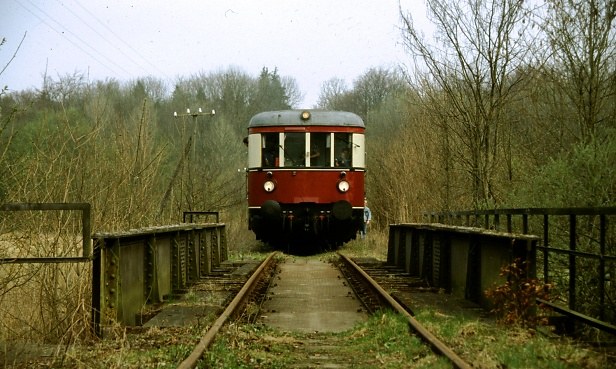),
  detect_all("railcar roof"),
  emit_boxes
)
[249,110,365,128]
